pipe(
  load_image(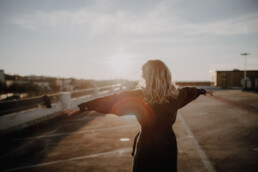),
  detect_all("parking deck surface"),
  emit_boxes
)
[0,89,257,172]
